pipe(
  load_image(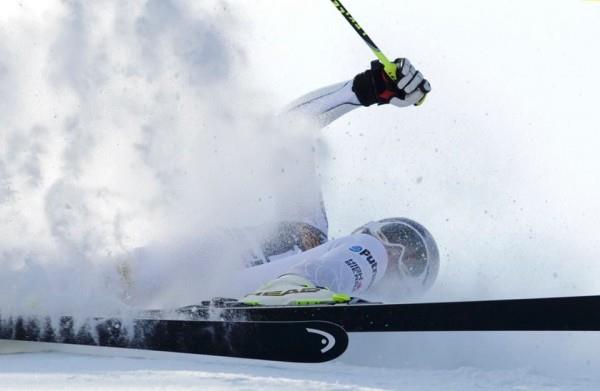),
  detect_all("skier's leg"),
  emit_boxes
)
[237,234,389,305]
[284,233,388,295]
[257,221,327,262]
